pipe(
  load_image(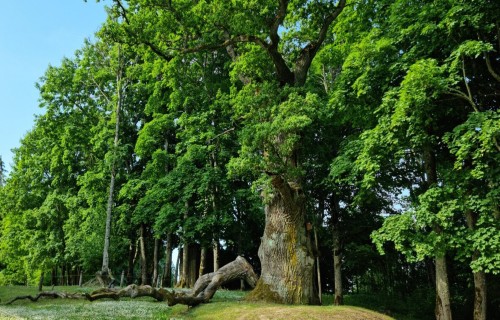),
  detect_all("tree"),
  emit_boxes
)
[0,155,5,187]
[108,0,347,304]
